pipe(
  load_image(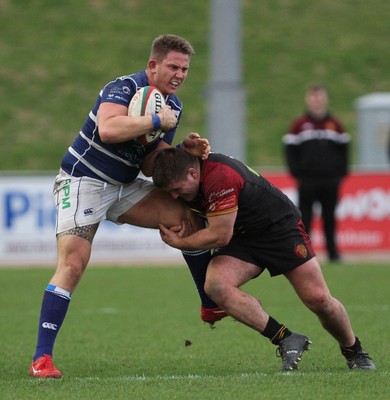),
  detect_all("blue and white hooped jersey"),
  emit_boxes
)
[60,70,183,184]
